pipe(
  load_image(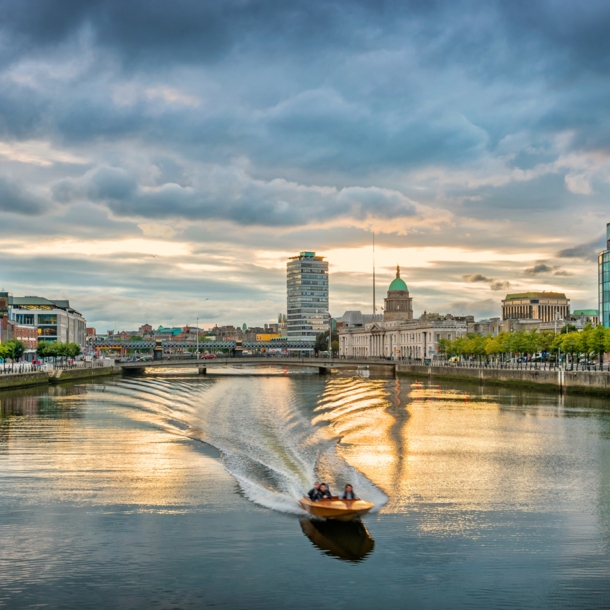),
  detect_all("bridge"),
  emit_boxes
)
[91,339,316,350]
[118,356,397,376]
